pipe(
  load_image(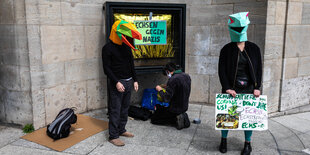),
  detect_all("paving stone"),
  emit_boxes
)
[263,58,282,82]
[275,1,287,24]
[287,2,303,24]
[189,74,209,103]
[85,26,105,59]
[302,2,310,24]
[189,5,233,26]
[234,1,267,16]
[267,1,276,24]
[298,57,310,77]
[285,25,310,58]
[86,79,107,111]
[280,76,310,111]
[262,80,280,113]
[188,56,218,75]
[44,82,87,124]
[41,25,85,64]
[0,145,71,155]
[284,58,298,79]
[264,25,284,60]
[61,2,103,25]
[186,26,211,56]
[0,127,24,148]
